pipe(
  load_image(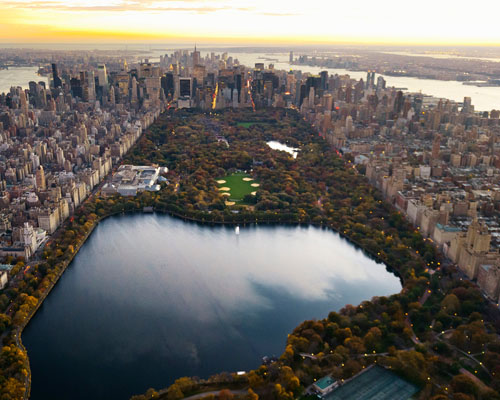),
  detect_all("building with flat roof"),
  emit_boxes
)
[313,375,338,396]
[102,165,167,197]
